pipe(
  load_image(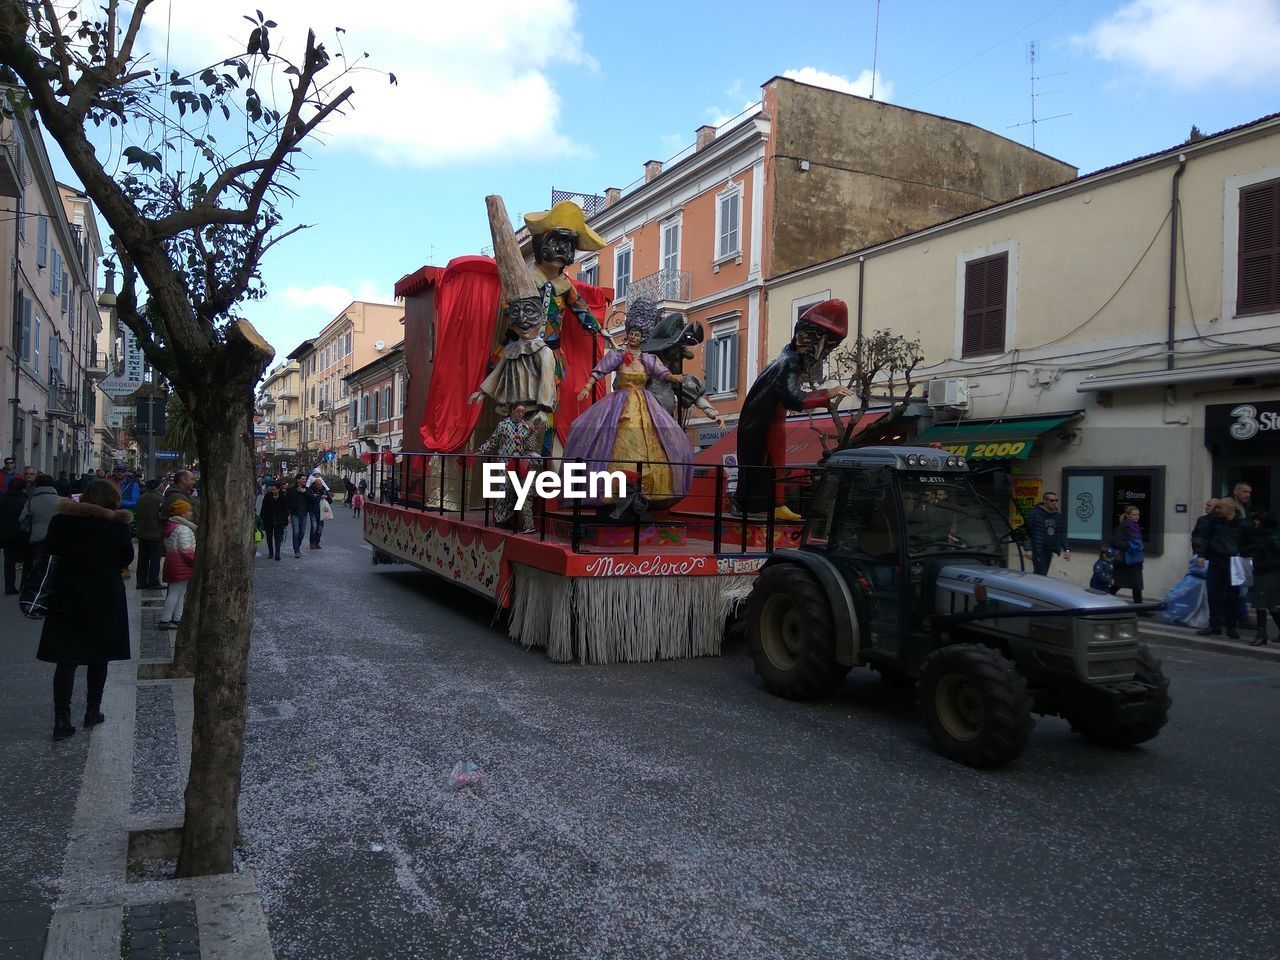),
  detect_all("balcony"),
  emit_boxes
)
[47,372,79,422]
[625,268,691,306]
[277,388,299,400]
[277,414,300,426]
[360,420,379,438]
[258,395,277,408]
